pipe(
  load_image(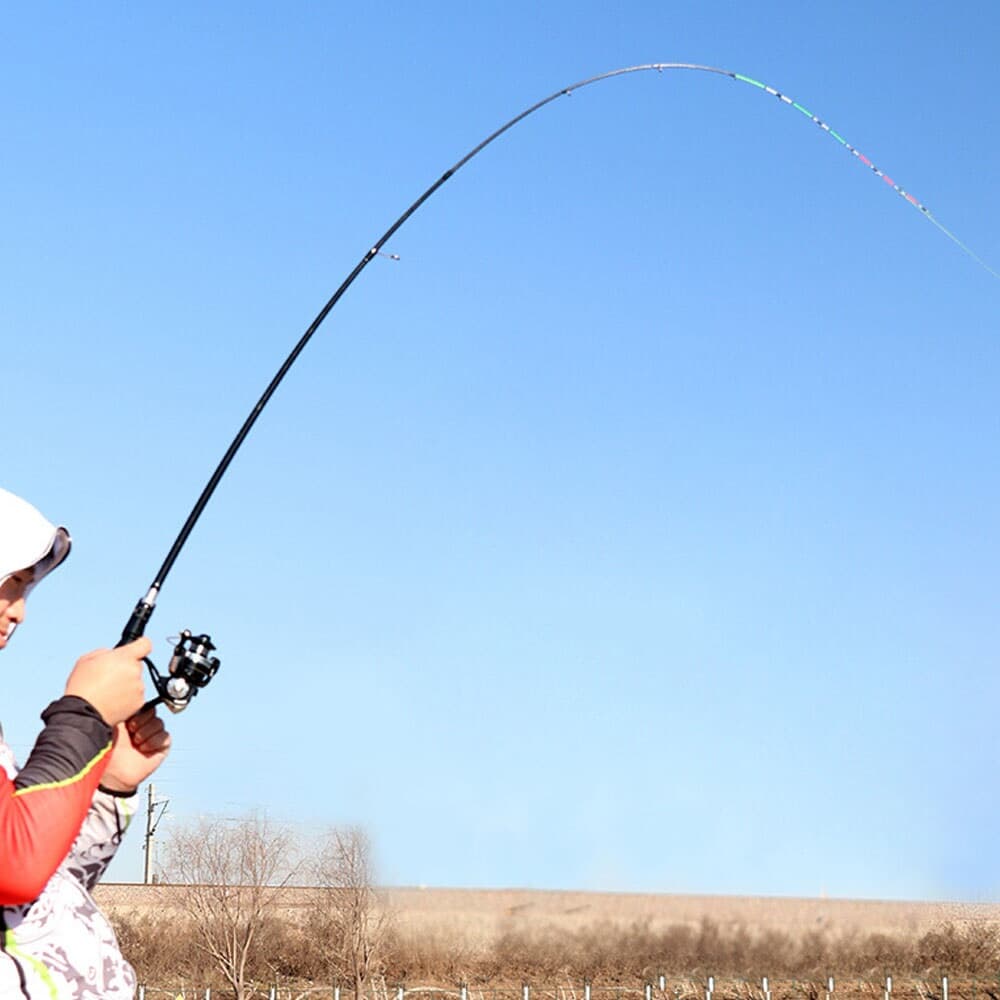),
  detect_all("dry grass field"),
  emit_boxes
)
[96,883,1000,947]
[377,888,1000,948]
[96,884,1000,991]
